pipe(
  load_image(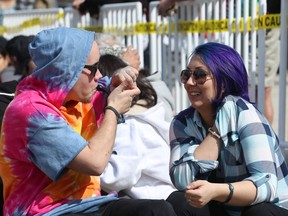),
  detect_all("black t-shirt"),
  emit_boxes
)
[267,0,281,14]
[0,80,18,212]
[0,80,18,129]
